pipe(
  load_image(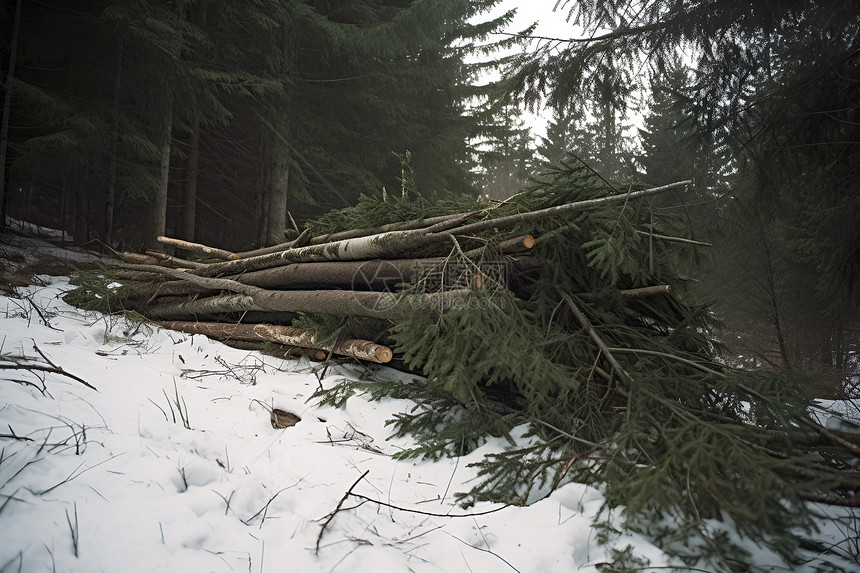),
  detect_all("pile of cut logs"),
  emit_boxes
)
[111,180,691,364]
